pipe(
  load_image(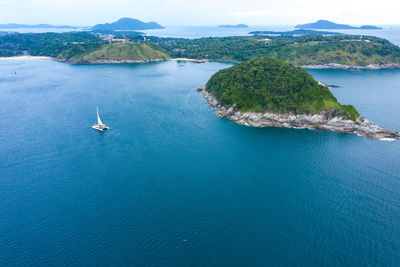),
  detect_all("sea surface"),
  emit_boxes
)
[3,25,400,46]
[142,25,400,46]
[0,59,399,266]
